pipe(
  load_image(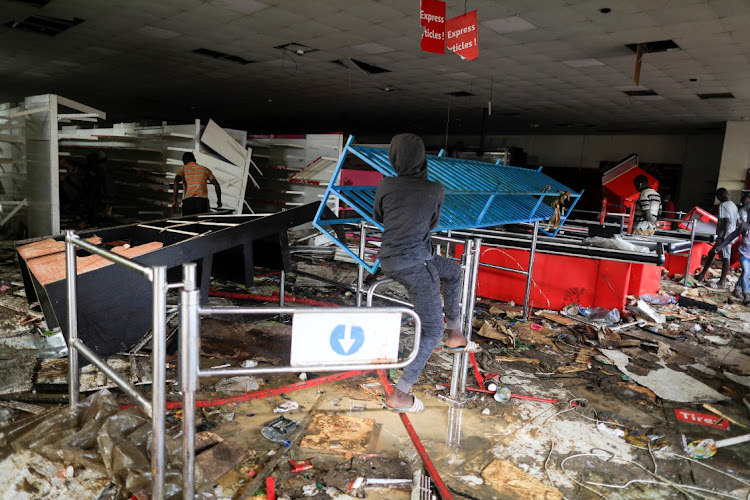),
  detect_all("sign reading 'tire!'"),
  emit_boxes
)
[290,311,401,367]
[420,0,478,61]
